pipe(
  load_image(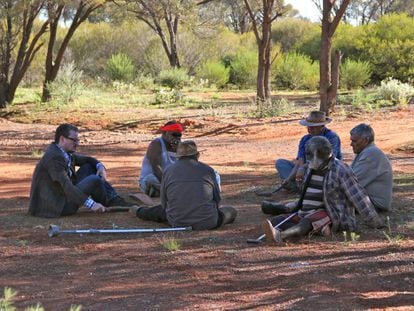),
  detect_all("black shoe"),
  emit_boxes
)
[108,196,135,207]
[261,201,289,215]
